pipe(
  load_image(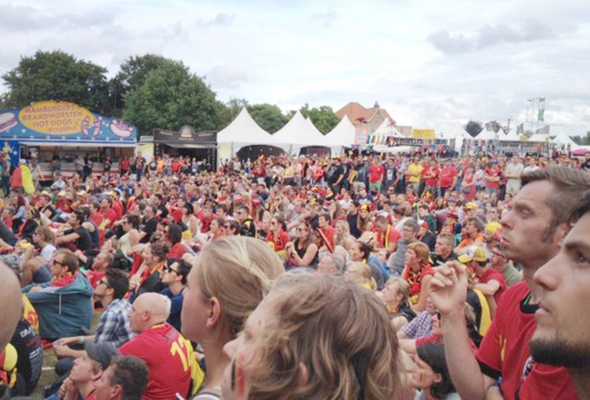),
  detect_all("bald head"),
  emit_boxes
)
[0,264,21,349]
[133,293,171,327]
